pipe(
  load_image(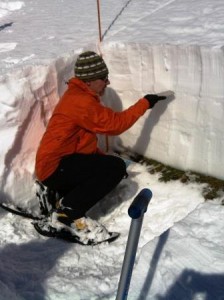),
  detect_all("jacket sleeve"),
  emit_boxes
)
[75,97,149,135]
